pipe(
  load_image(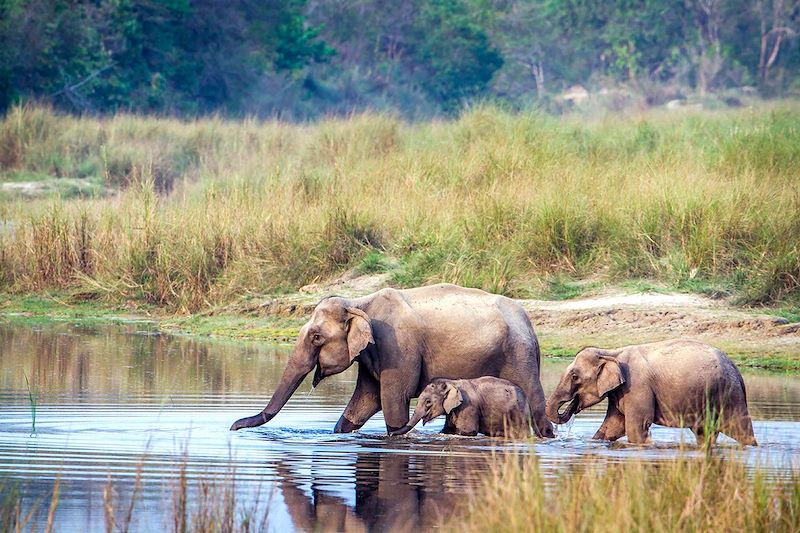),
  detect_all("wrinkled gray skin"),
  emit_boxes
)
[231,284,554,437]
[390,377,531,437]
[546,339,757,445]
